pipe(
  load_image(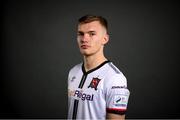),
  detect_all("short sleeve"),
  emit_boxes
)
[105,74,130,115]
